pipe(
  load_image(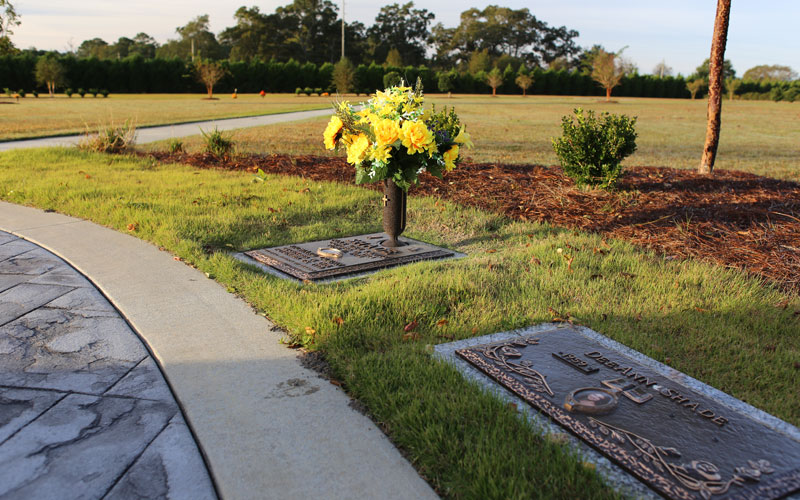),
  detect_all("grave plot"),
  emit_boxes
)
[244,233,455,282]
[438,325,800,500]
